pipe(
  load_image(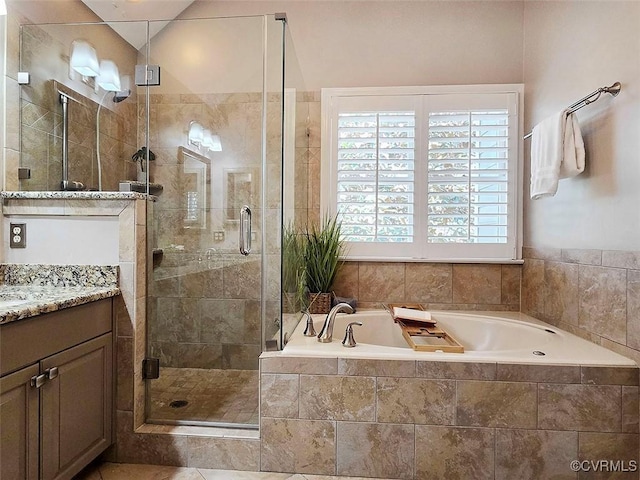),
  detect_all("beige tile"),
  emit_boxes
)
[115,412,189,465]
[337,358,415,377]
[602,251,640,270]
[416,425,494,480]
[562,248,602,266]
[405,263,452,303]
[452,264,501,304]
[538,384,621,432]
[187,437,260,471]
[260,356,338,375]
[98,463,204,480]
[456,381,537,429]
[336,422,413,479]
[501,264,522,306]
[299,375,375,421]
[416,361,496,380]
[332,262,359,300]
[578,432,639,479]
[261,374,299,418]
[116,337,134,411]
[260,418,335,475]
[627,270,640,350]
[622,386,639,433]
[358,263,405,303]
[496,363,580,383]
[521,259,545,318]
[376,377,455,425]
[198,470,290,480]
[581,367,639,386]
[578,265,627,344]
[544,261,579,325]
[495,429,577,480]
[522,246,563,261]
